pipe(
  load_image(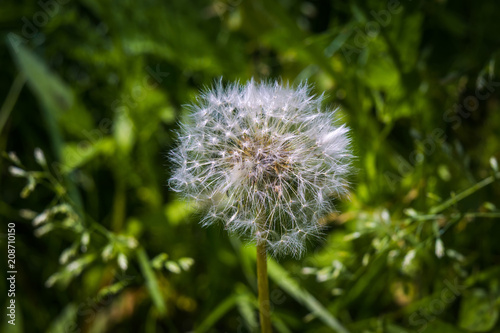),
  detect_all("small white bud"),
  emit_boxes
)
[34,223,53,237]
[178,257,194,271]
[165,261,181,274]
[316,267,330,282]
[118,253,128,271]
[19,209,37,219]
[9,166,26,177]
[60,246,76,264]
[34,148,47,166]
[404,208,418,217]
[102,244,114,261]
[8,152,21,165]
[362,253,370,266]
[435,238,444,258]
[343,232,360,241]
[301,267,315,275]
[402,249,416,272]
[490,157,498,172]
[81,232,90,246]
[45,273,60,288]
[81,232,90,252]
[126,237,138,249]
[67,260,80,272]
[446,249,465,262]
